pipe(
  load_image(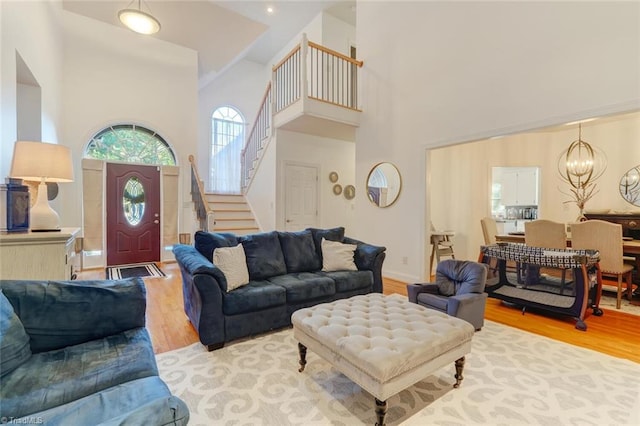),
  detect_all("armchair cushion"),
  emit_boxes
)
[436,259,488,296]
[0,291,31,377]
[240,231,287,280]
[0,279,146,353]
[1,327,157,419]
[278,230,321,272]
